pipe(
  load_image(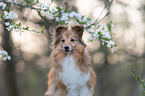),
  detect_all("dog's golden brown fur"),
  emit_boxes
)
[45,25,96,96]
